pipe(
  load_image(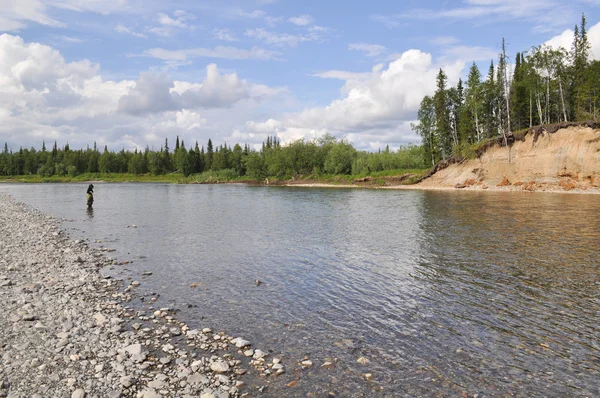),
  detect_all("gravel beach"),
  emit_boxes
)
[0,193,279,398]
